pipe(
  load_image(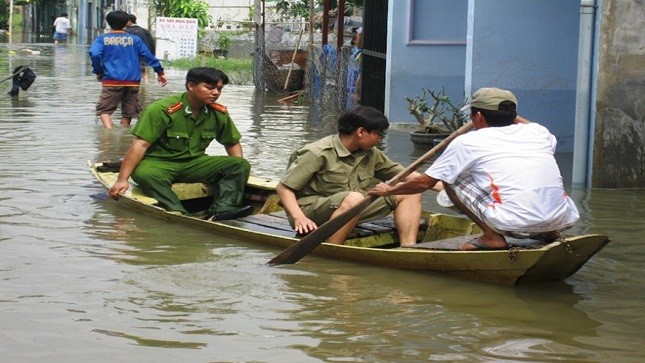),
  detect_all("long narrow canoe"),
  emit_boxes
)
[89,161,609,285]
